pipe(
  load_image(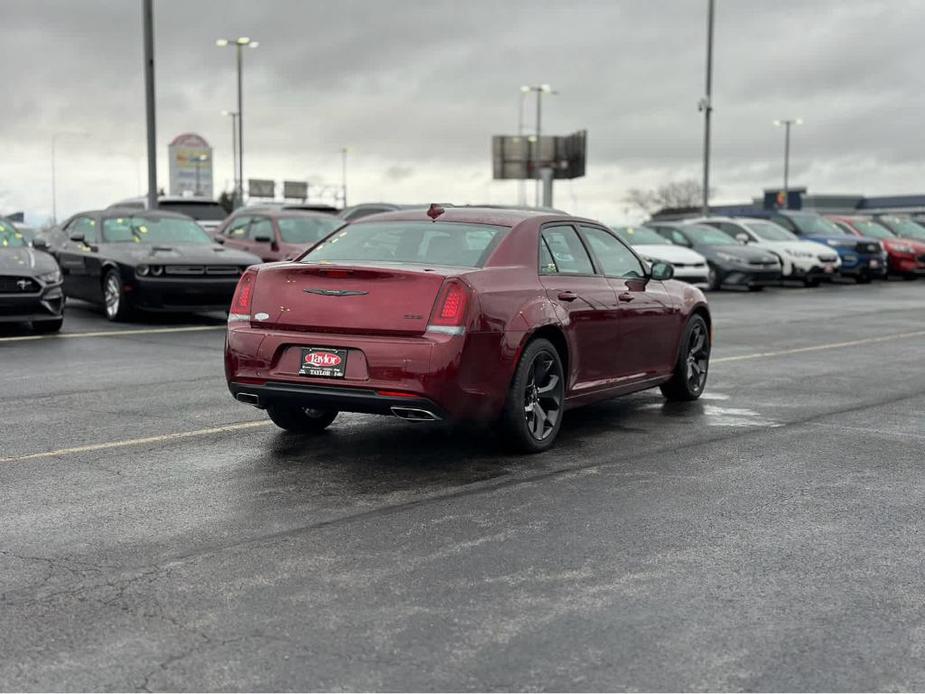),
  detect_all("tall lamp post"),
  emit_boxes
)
[216,37,258,207]
[521,84,557,207]
[341,147,349,208]
[517,85,530,206]
[773,118,802,209]
[220,110,239,202]
[699,0,715,217]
